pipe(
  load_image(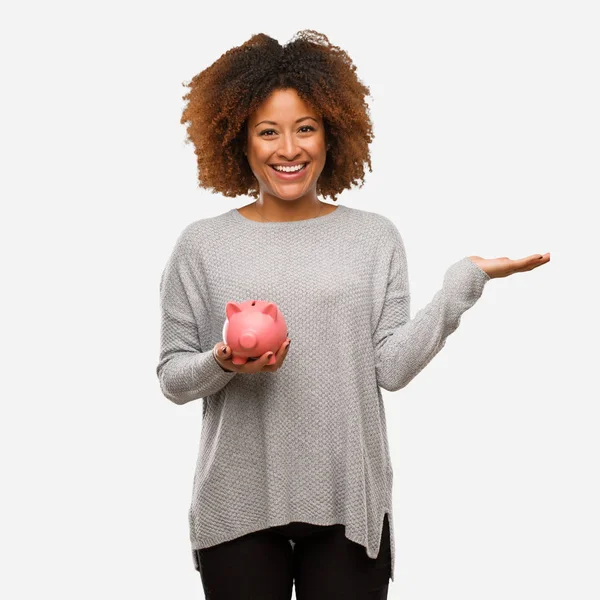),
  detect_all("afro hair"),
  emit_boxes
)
[180,30,375,202]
